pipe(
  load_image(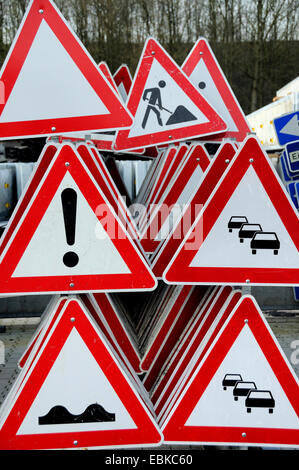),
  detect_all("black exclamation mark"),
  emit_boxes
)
[61,188,79,268]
